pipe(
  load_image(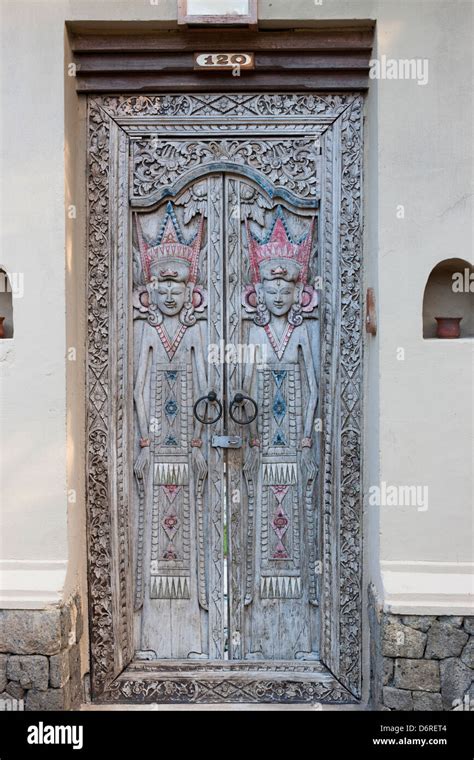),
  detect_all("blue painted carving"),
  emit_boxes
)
[272,390,286,425]
[164,398,178,419]
[271,369,287,388]
[272,430,287,447]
